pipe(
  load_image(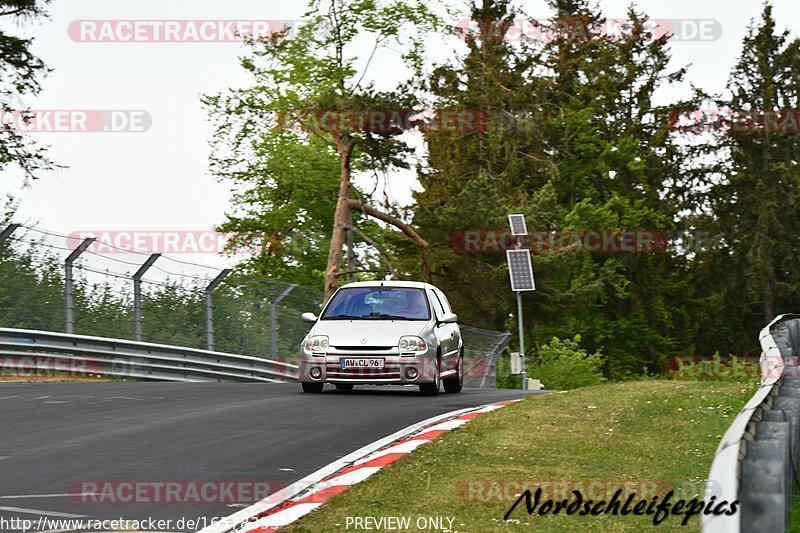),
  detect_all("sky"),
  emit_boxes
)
[0,0,796,280]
